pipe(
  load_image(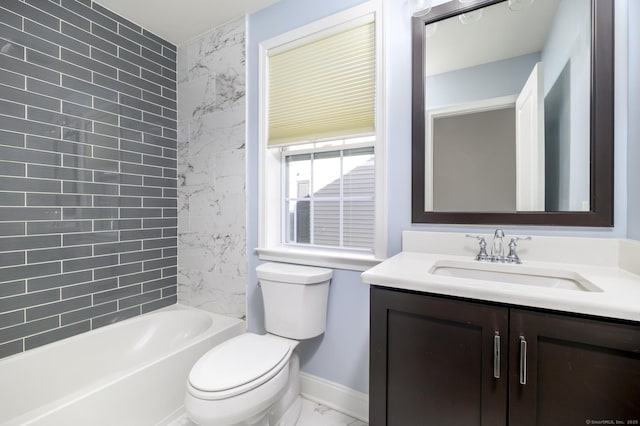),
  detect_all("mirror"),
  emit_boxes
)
[411,0,614,226]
